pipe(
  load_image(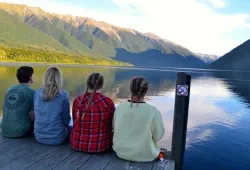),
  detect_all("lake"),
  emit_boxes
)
[0,65,250,170]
